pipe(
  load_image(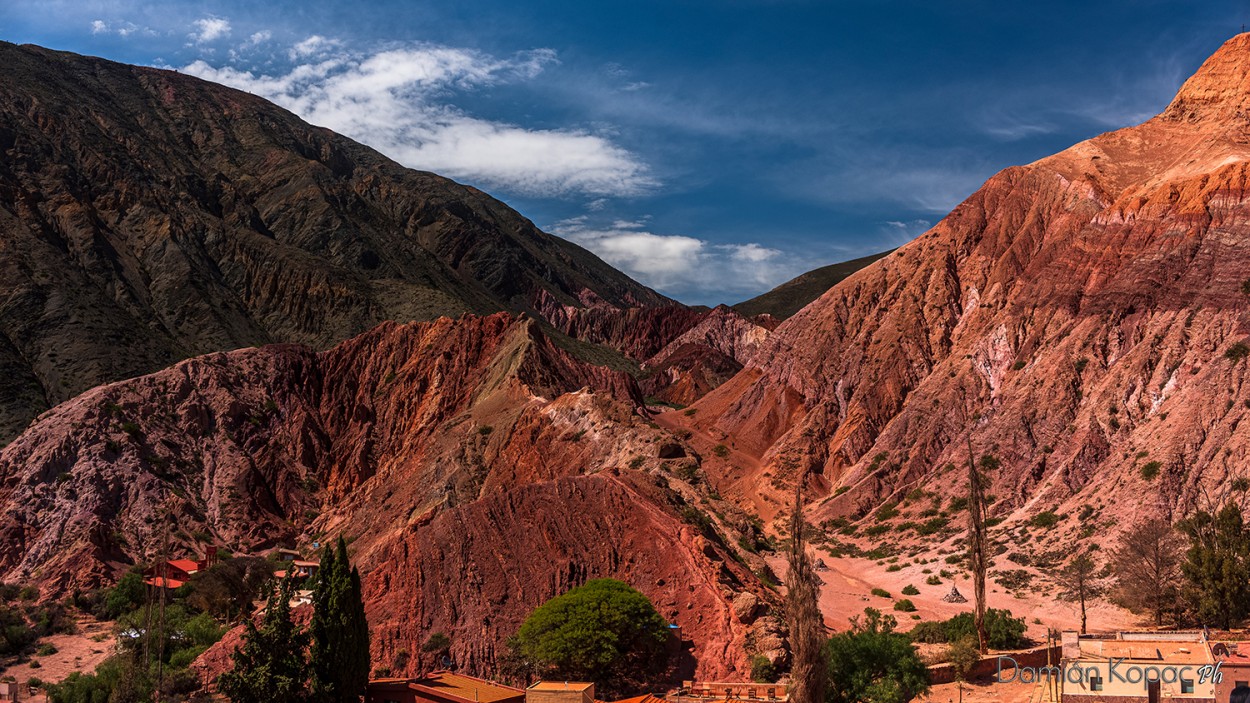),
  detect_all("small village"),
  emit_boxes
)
[6,528,1250,703]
